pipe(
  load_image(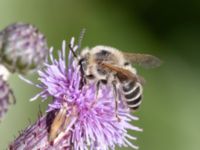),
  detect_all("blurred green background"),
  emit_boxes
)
[0,0,200,149]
